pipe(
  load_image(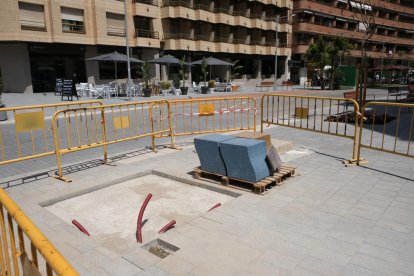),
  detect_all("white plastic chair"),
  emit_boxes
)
[80,83,89,97]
